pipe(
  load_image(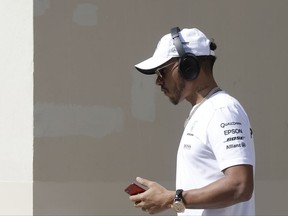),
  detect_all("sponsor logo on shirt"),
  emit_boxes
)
[224,129,243,136]
[186,121,198,136]
[224,136,245,143]
[220,122,242,128]
[226,142,246,150]
[184,144,191,150]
